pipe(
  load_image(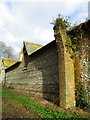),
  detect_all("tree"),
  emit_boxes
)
[0,41,14,58]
